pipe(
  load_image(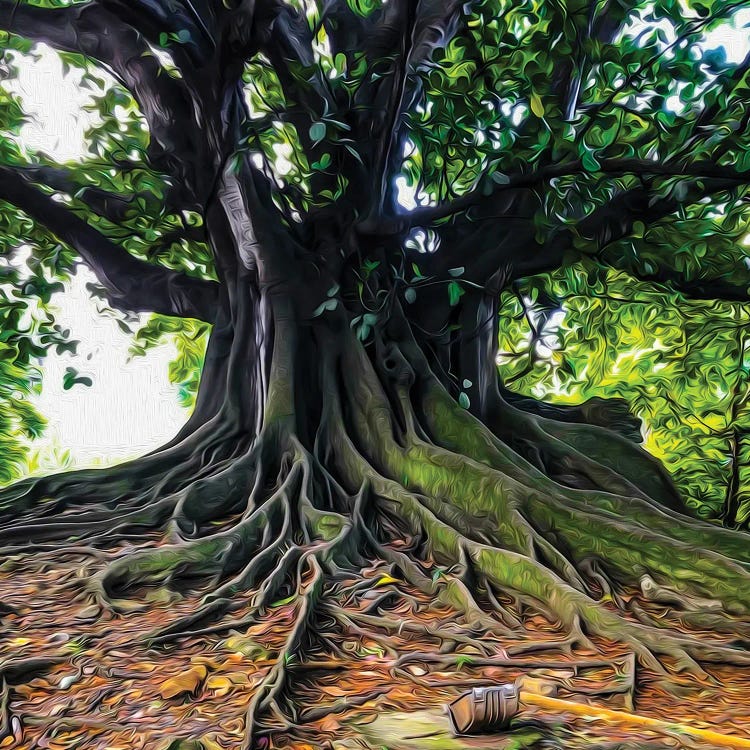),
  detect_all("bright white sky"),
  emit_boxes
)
[3,44,189,474]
